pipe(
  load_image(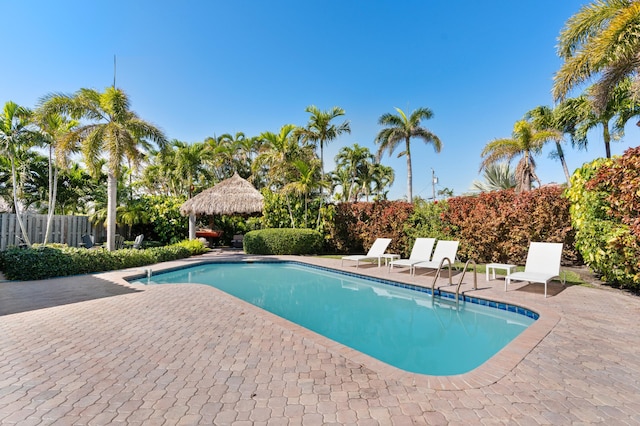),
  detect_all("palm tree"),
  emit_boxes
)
[172,140,212,198]
[470,162,516,192]
[281,159,326,228]
[33,111,77,244]
[369,163,395,201]
[204,135,238,182]
[140,148,177,196]
[329,168,352,202]
[0,101,37,246]
[298,106,350,175]
[217,132,259,178]
[334,144,375,201]
[553,0,640,110]
[254,124,313,189]
[525,105,572,185]
[375,107,442,202]
[569,80,640,158]
[480,120,560,192]
[41,87,167,251]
